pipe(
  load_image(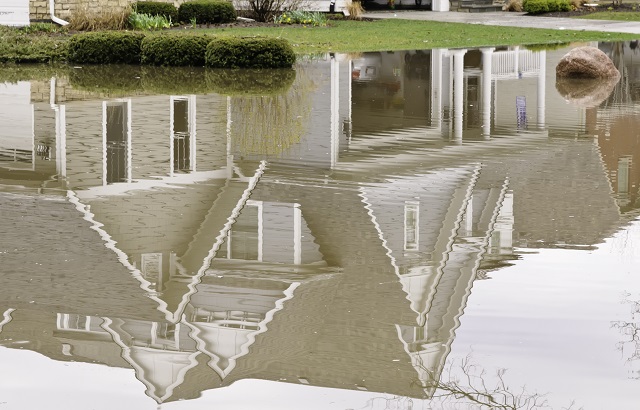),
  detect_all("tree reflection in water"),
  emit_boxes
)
[612,292,640,379]
[362,356,584,410]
